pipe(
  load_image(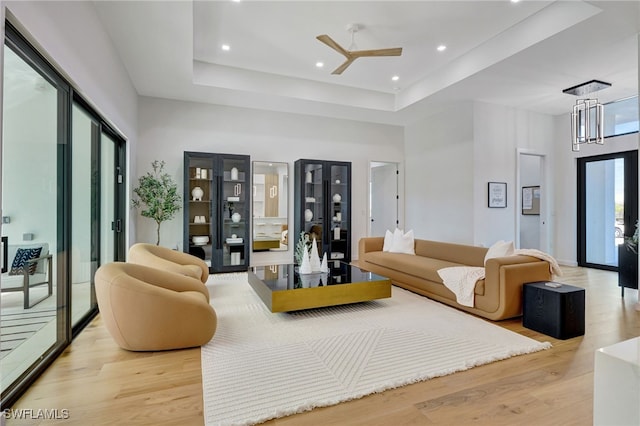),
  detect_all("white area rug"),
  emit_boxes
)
[202,273,551,426]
